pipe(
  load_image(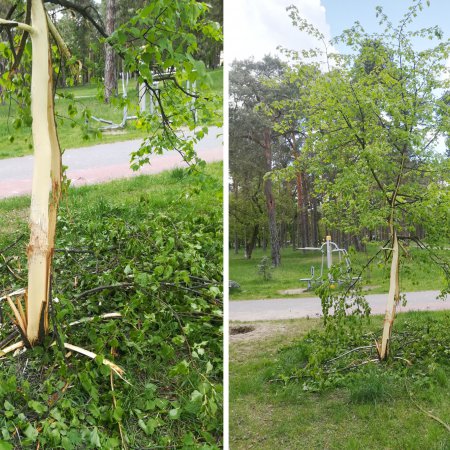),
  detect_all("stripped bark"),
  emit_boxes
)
[25,0,61,345]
